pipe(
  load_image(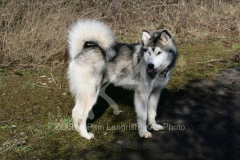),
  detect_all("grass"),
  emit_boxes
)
[0,0,240,159]
[232,43,240,50]
[1,0,240,65]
